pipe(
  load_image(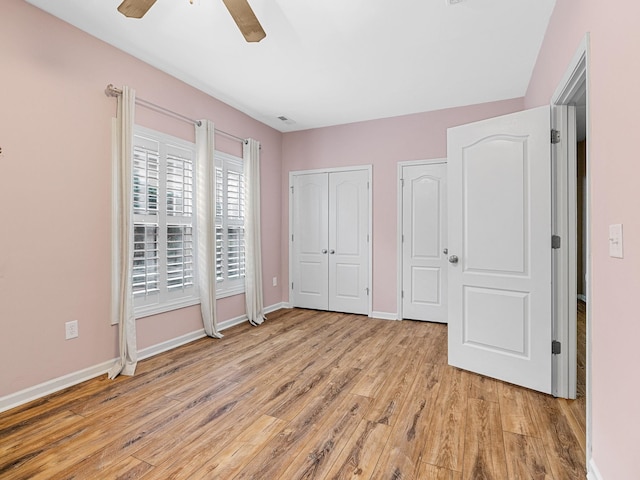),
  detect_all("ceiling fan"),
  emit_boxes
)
[117,0,266,42]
